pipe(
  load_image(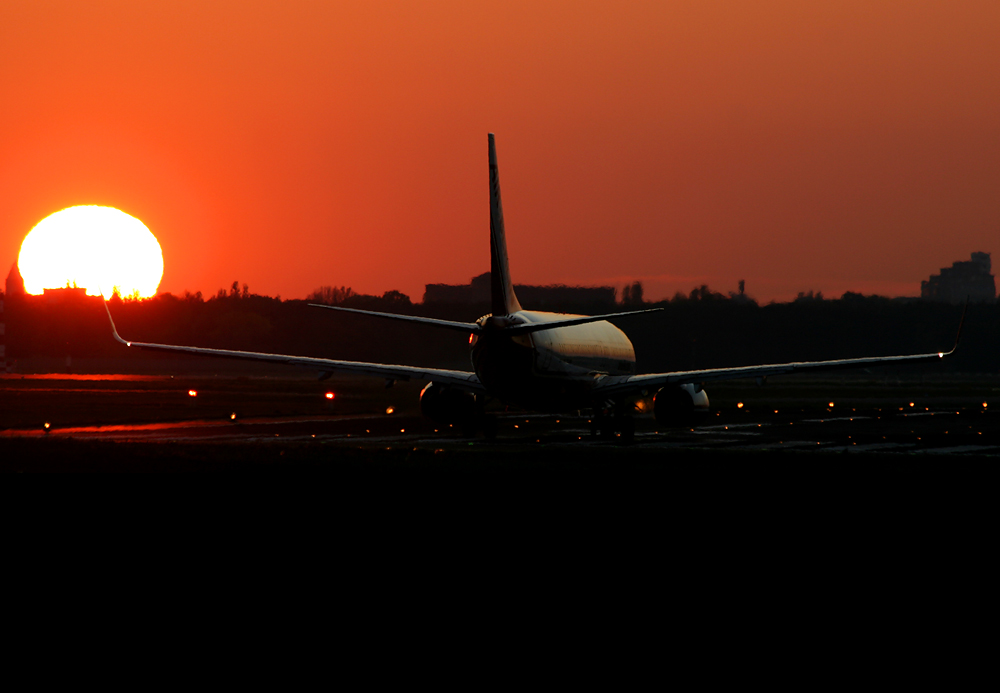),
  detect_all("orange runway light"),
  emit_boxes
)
[828,402,835,408]
[325,392,335,400]
[230,413,236,420]
[43,422,51,432]
[385,407,394,414]
[737,402,744,409]
[188,390,197,397]
[909,402,914,407]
